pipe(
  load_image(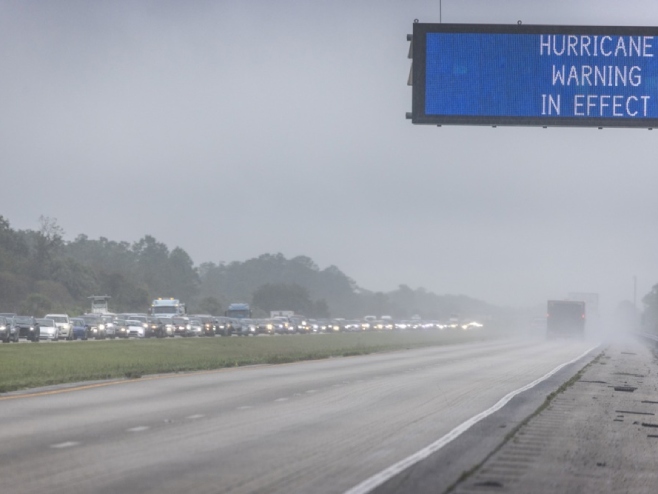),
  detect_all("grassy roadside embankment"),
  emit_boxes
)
[0,330,496,393]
